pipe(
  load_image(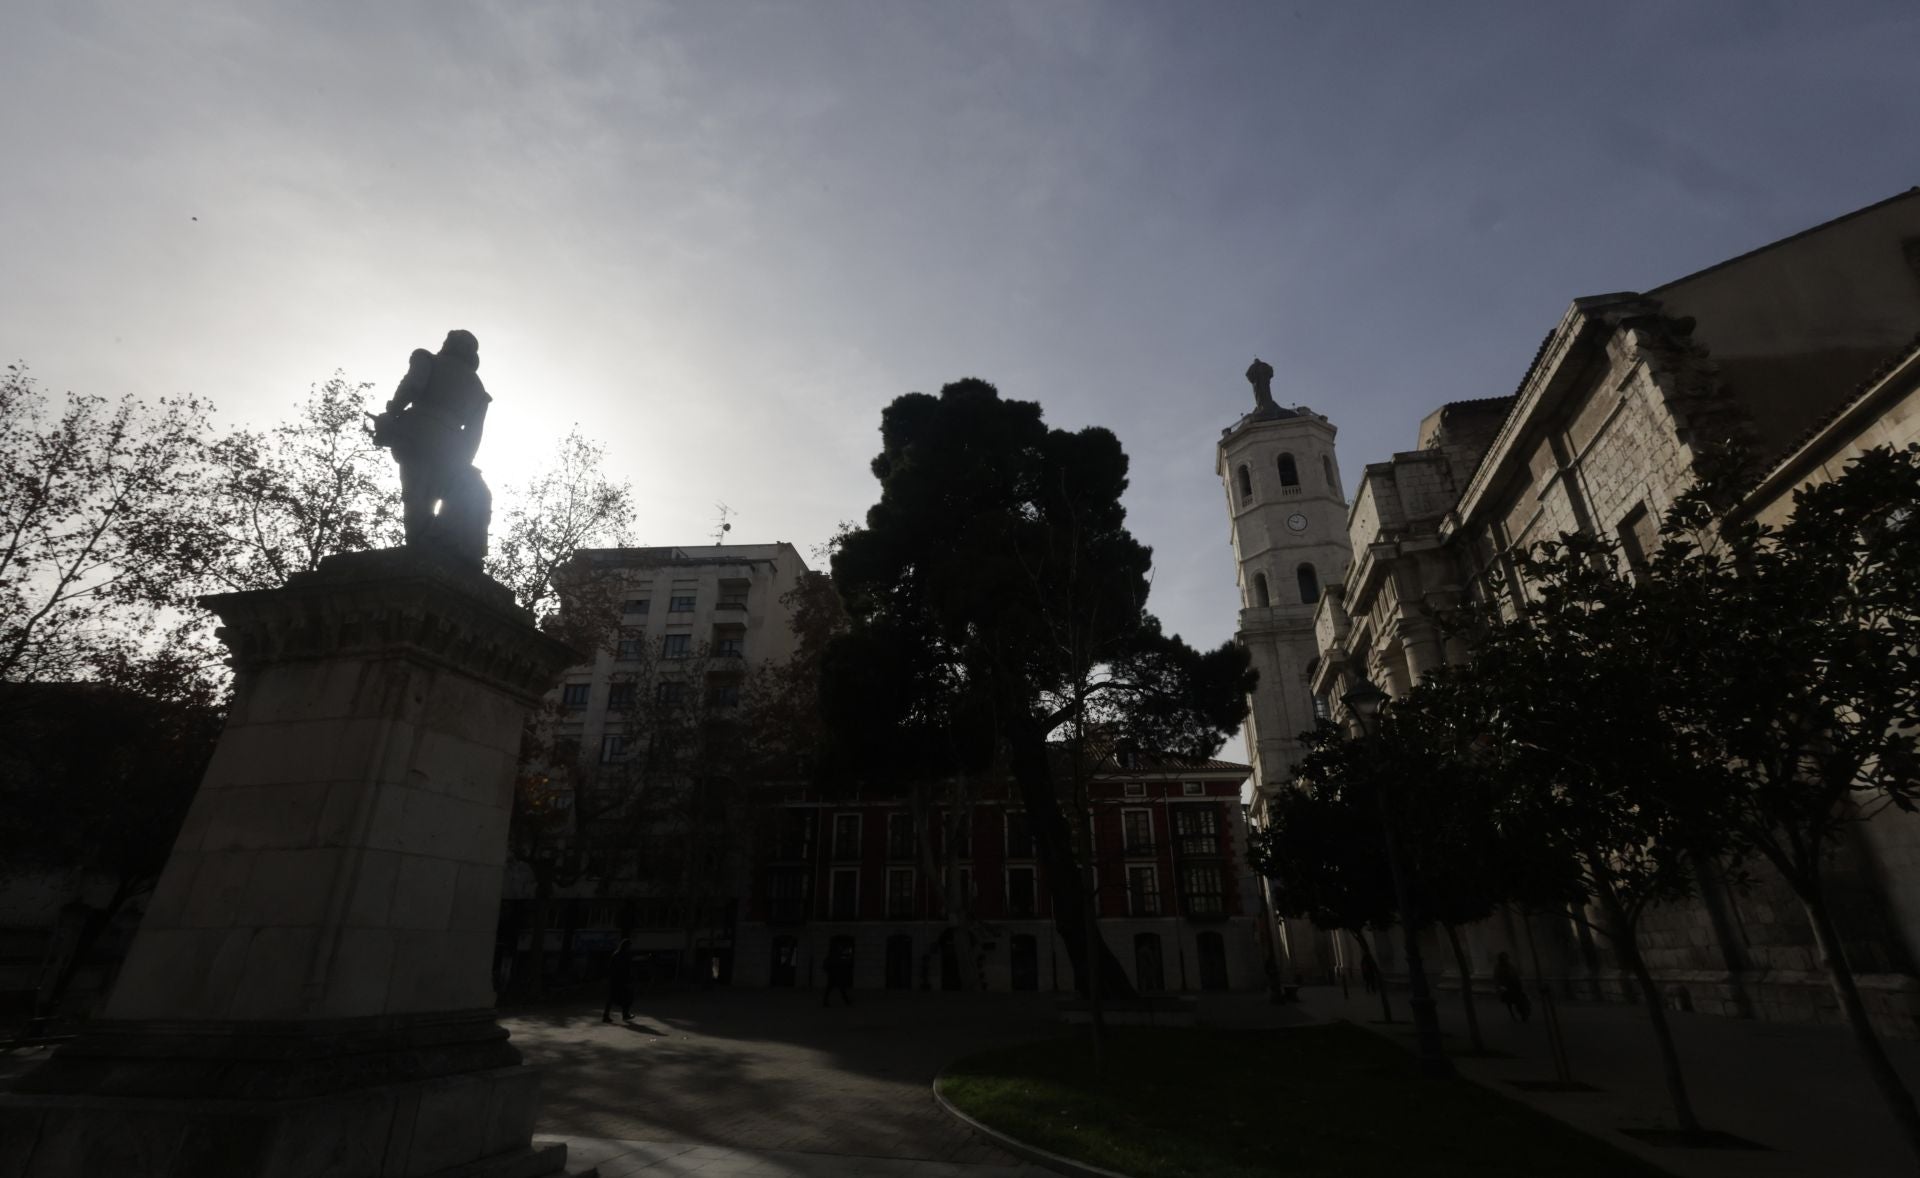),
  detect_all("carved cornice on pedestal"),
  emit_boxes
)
[200,548,579,704]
